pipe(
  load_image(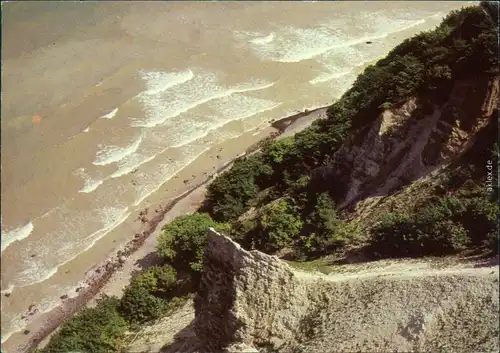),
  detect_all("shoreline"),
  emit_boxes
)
[7,106,328,353]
